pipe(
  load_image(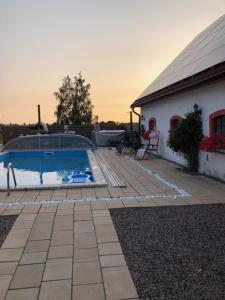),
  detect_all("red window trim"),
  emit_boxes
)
[148,117,156,132]
[209,109,225,136]
[169,115,182,130]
